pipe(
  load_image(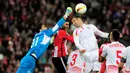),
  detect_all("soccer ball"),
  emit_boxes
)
[75,3,87,14]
